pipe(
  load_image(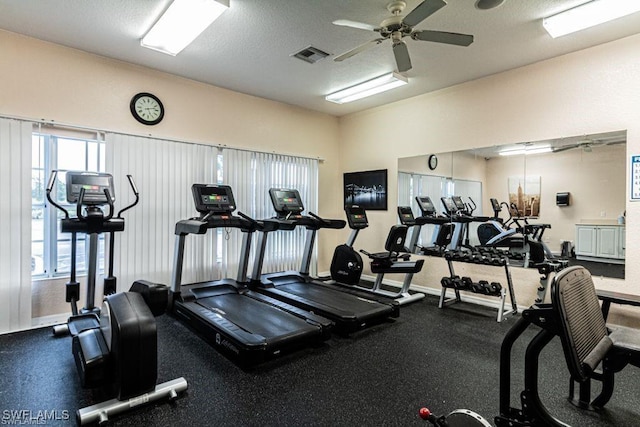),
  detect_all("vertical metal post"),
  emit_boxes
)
[251,232,268,281]
[345,229,359,248]
[236,232,252,283]
[170,235,186,294]
[299,228,317,275]
[85,233,98,311]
